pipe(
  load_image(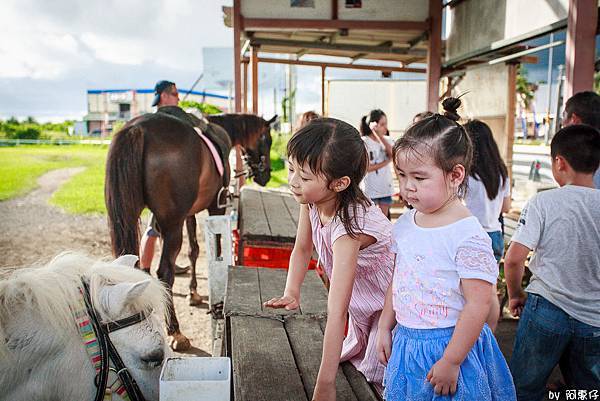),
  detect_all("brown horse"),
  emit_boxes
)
[105,111,275,350]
